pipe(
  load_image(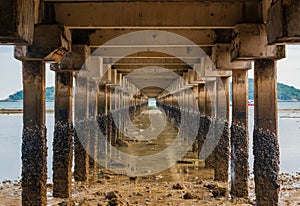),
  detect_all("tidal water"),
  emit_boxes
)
[0,101,299,182]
